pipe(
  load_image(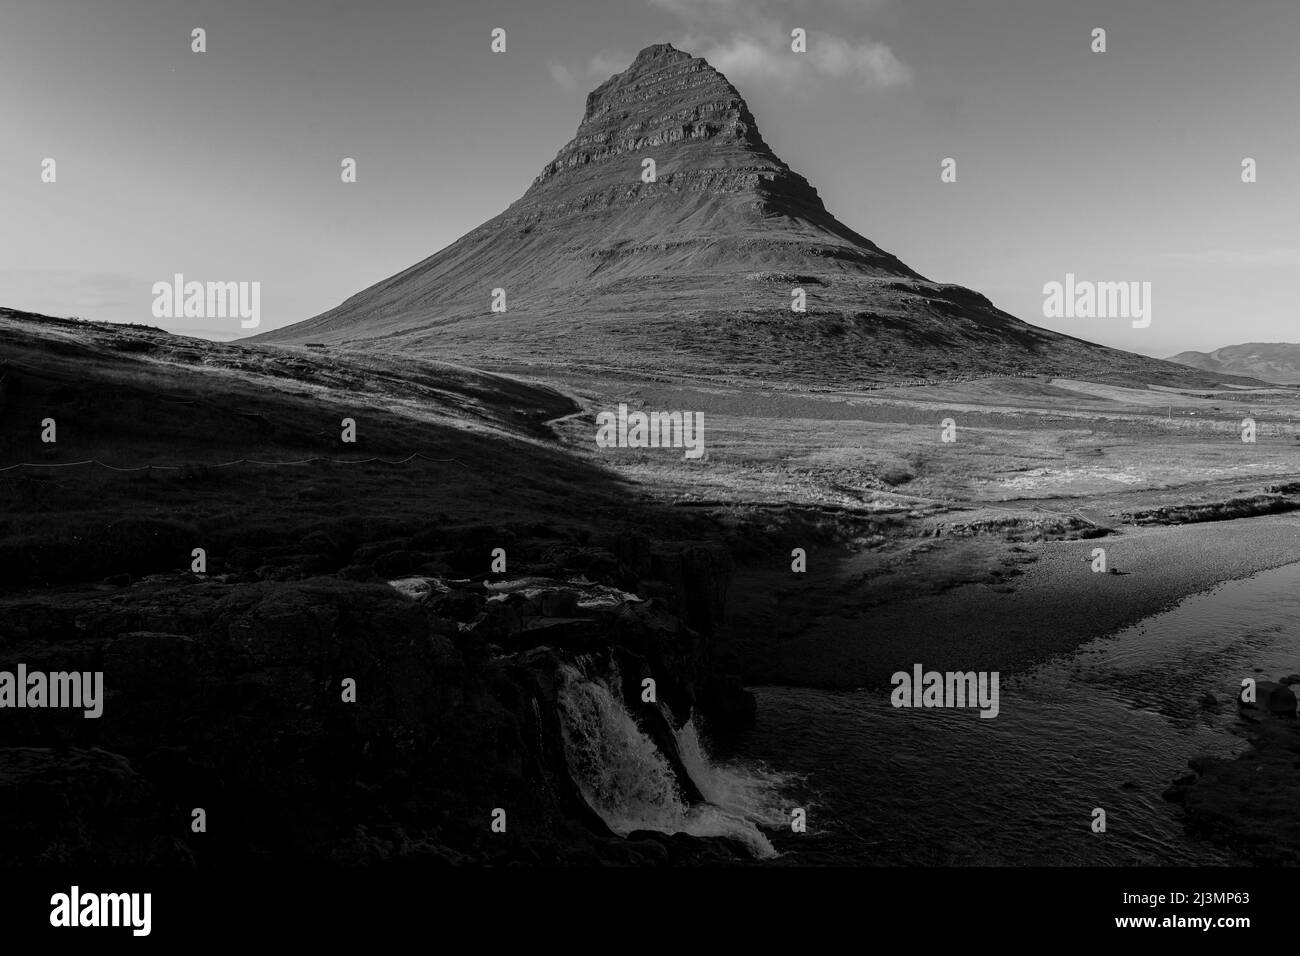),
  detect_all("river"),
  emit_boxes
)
[732,561,1300,864]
